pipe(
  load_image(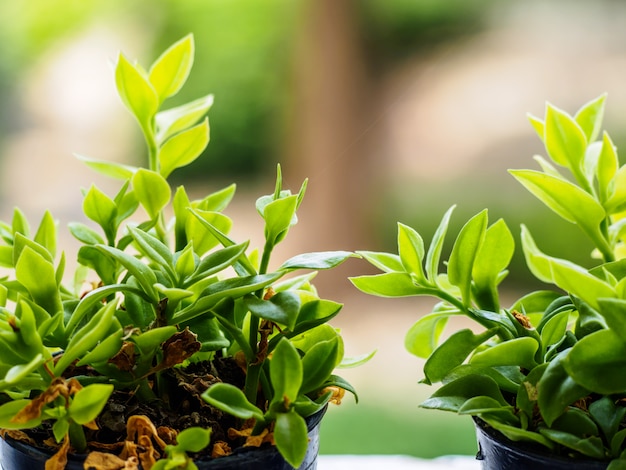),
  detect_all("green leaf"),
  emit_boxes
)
[128,226,175,281]
[520,226,615,309]
[202,383,264,421]
[598,298,626,343]
[270,338,303,404]
[156,94,214,144]
[300,337,341,394]
[481,416,554,449]
[175,427,212,453]
[457,396,518,425]
[575,94,606,143]
[544,103,588,171]
[75,154,136,180]
[527,113,544,141]
[565,329,626,394]
[76,329,123,366]
[185,242,249,287]
[132,169,171,220]
[539,310,570,352]
[510,170,607,251]
[405,310,451,358]
[274,411,308,469]
[426,206,455,284]
[596,132,618,204]
[280,251,355,271]
[263,195,298,246]
[115,53,159,130]
[55,302,118,375]
[186,209,233,256]
[68,384,114,425]
[605,165,626,213]
[83,185,117,242]
[537,351,590,426]
[354,251,404,273]
[470,337,539,370]
[420,375,507,412]
[245,291,301,330]
[159,118,209,179]
[589,396,626,445]
[68,222,105,245]
[350,272,427,297]
[148,34,194,103]
[539,428,605,459]
[15,246,62,315]
[424,328,498,384]
[447,210,488,306]
[0,399,44,429]
[96,244,159,302]
[398,222,426,282]
[337,349,377,369]
[11,208,30,238]
[33,211,57,260]
[472,219,514,311]
[173,272,284,324]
